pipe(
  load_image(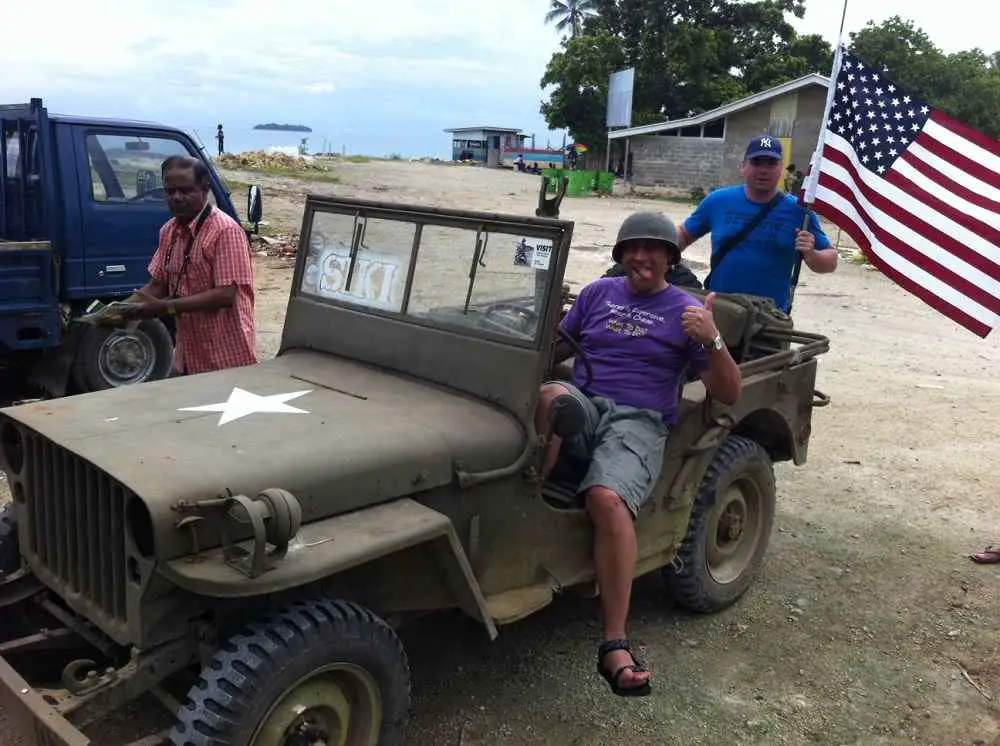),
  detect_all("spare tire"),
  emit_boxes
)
[72,319,175,392]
